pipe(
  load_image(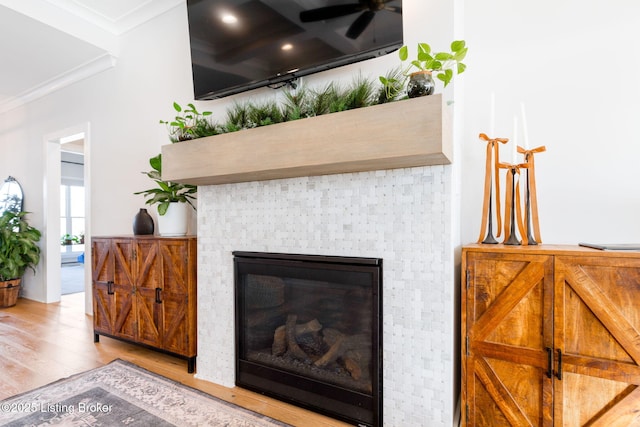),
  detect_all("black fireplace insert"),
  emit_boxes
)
[234,252,383,427]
